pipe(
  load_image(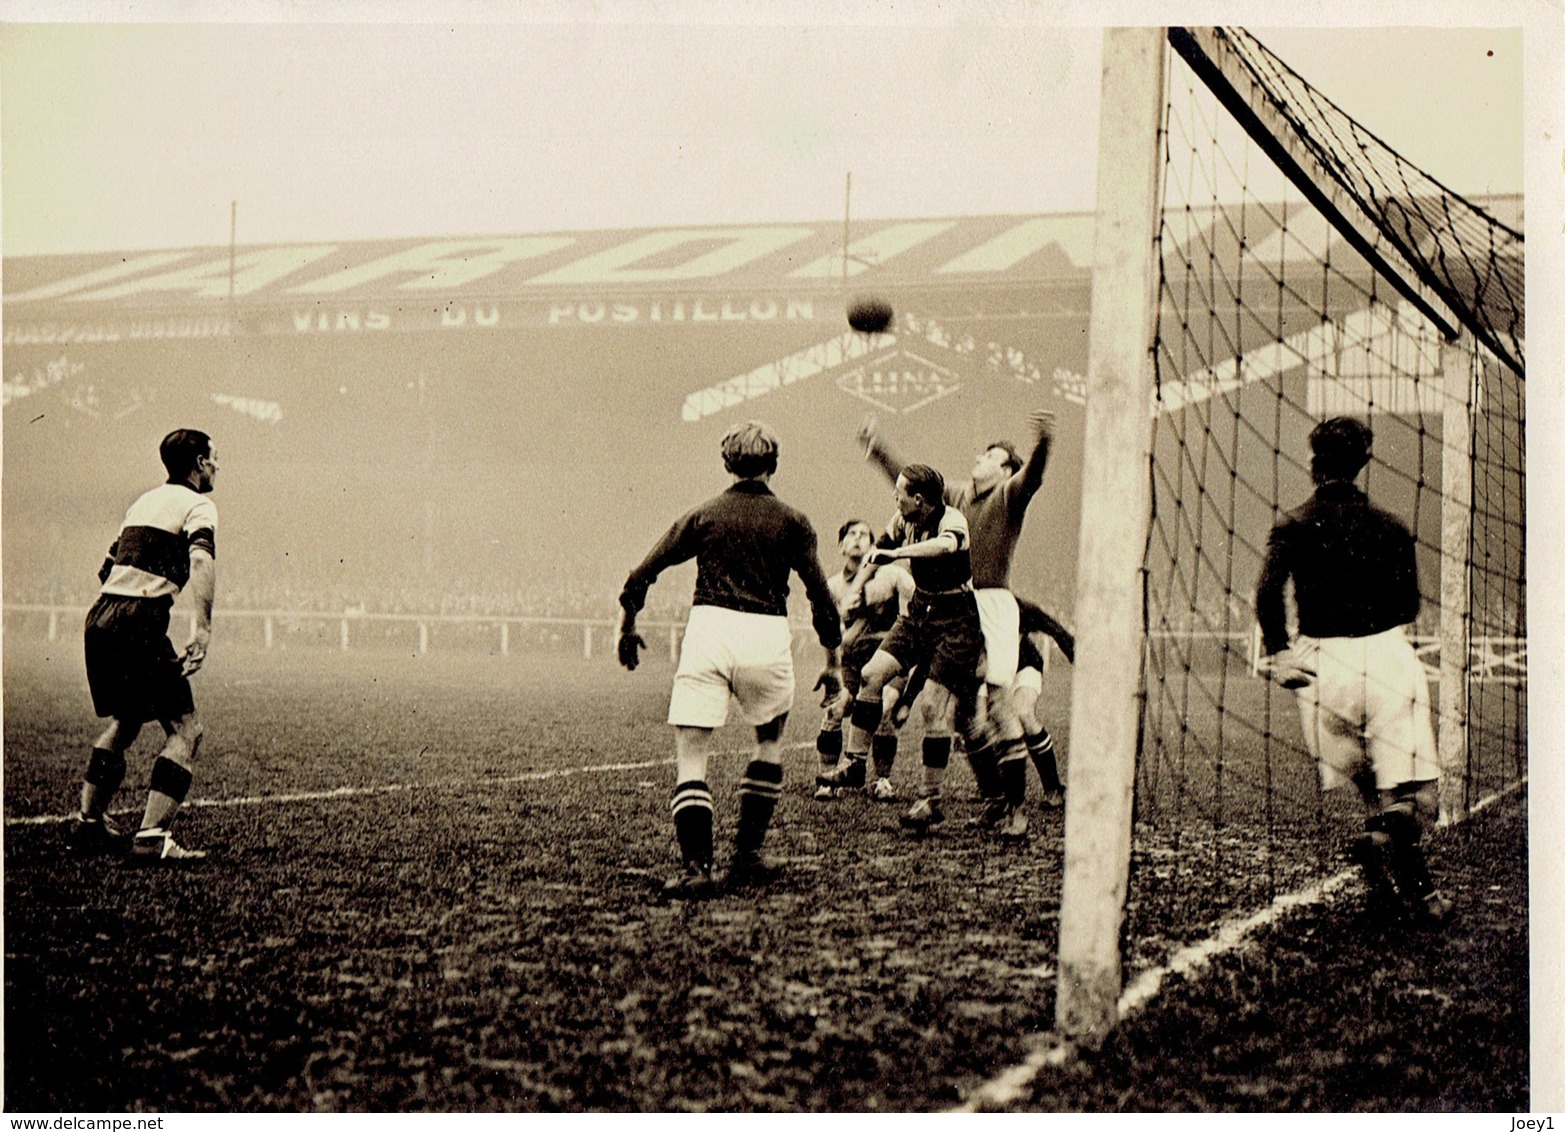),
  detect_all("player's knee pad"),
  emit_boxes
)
[850,697,884,736]
[85,748,127,790]
[755,713,788,745]
[148,755,195,804]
